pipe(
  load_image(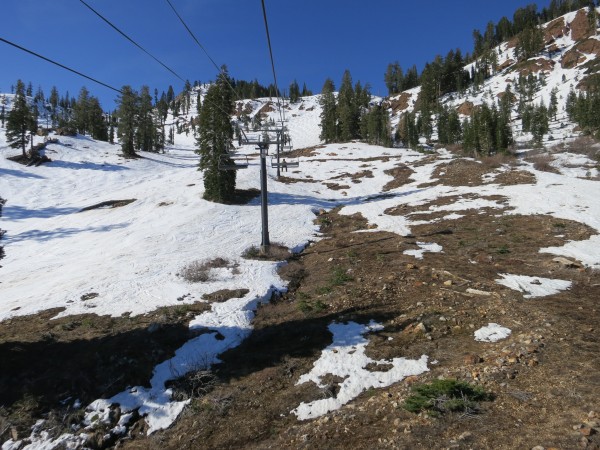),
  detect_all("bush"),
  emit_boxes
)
[241,243,290,261]
[179,258,231,283]
[403,379,493,416]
